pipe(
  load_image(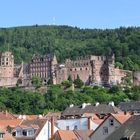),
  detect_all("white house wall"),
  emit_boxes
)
[57,117,98,130]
